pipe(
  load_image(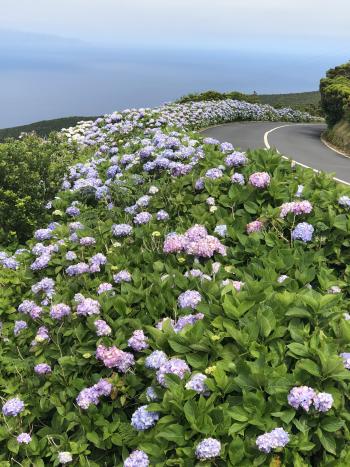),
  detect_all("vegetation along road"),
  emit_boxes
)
[201,122,350,185]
